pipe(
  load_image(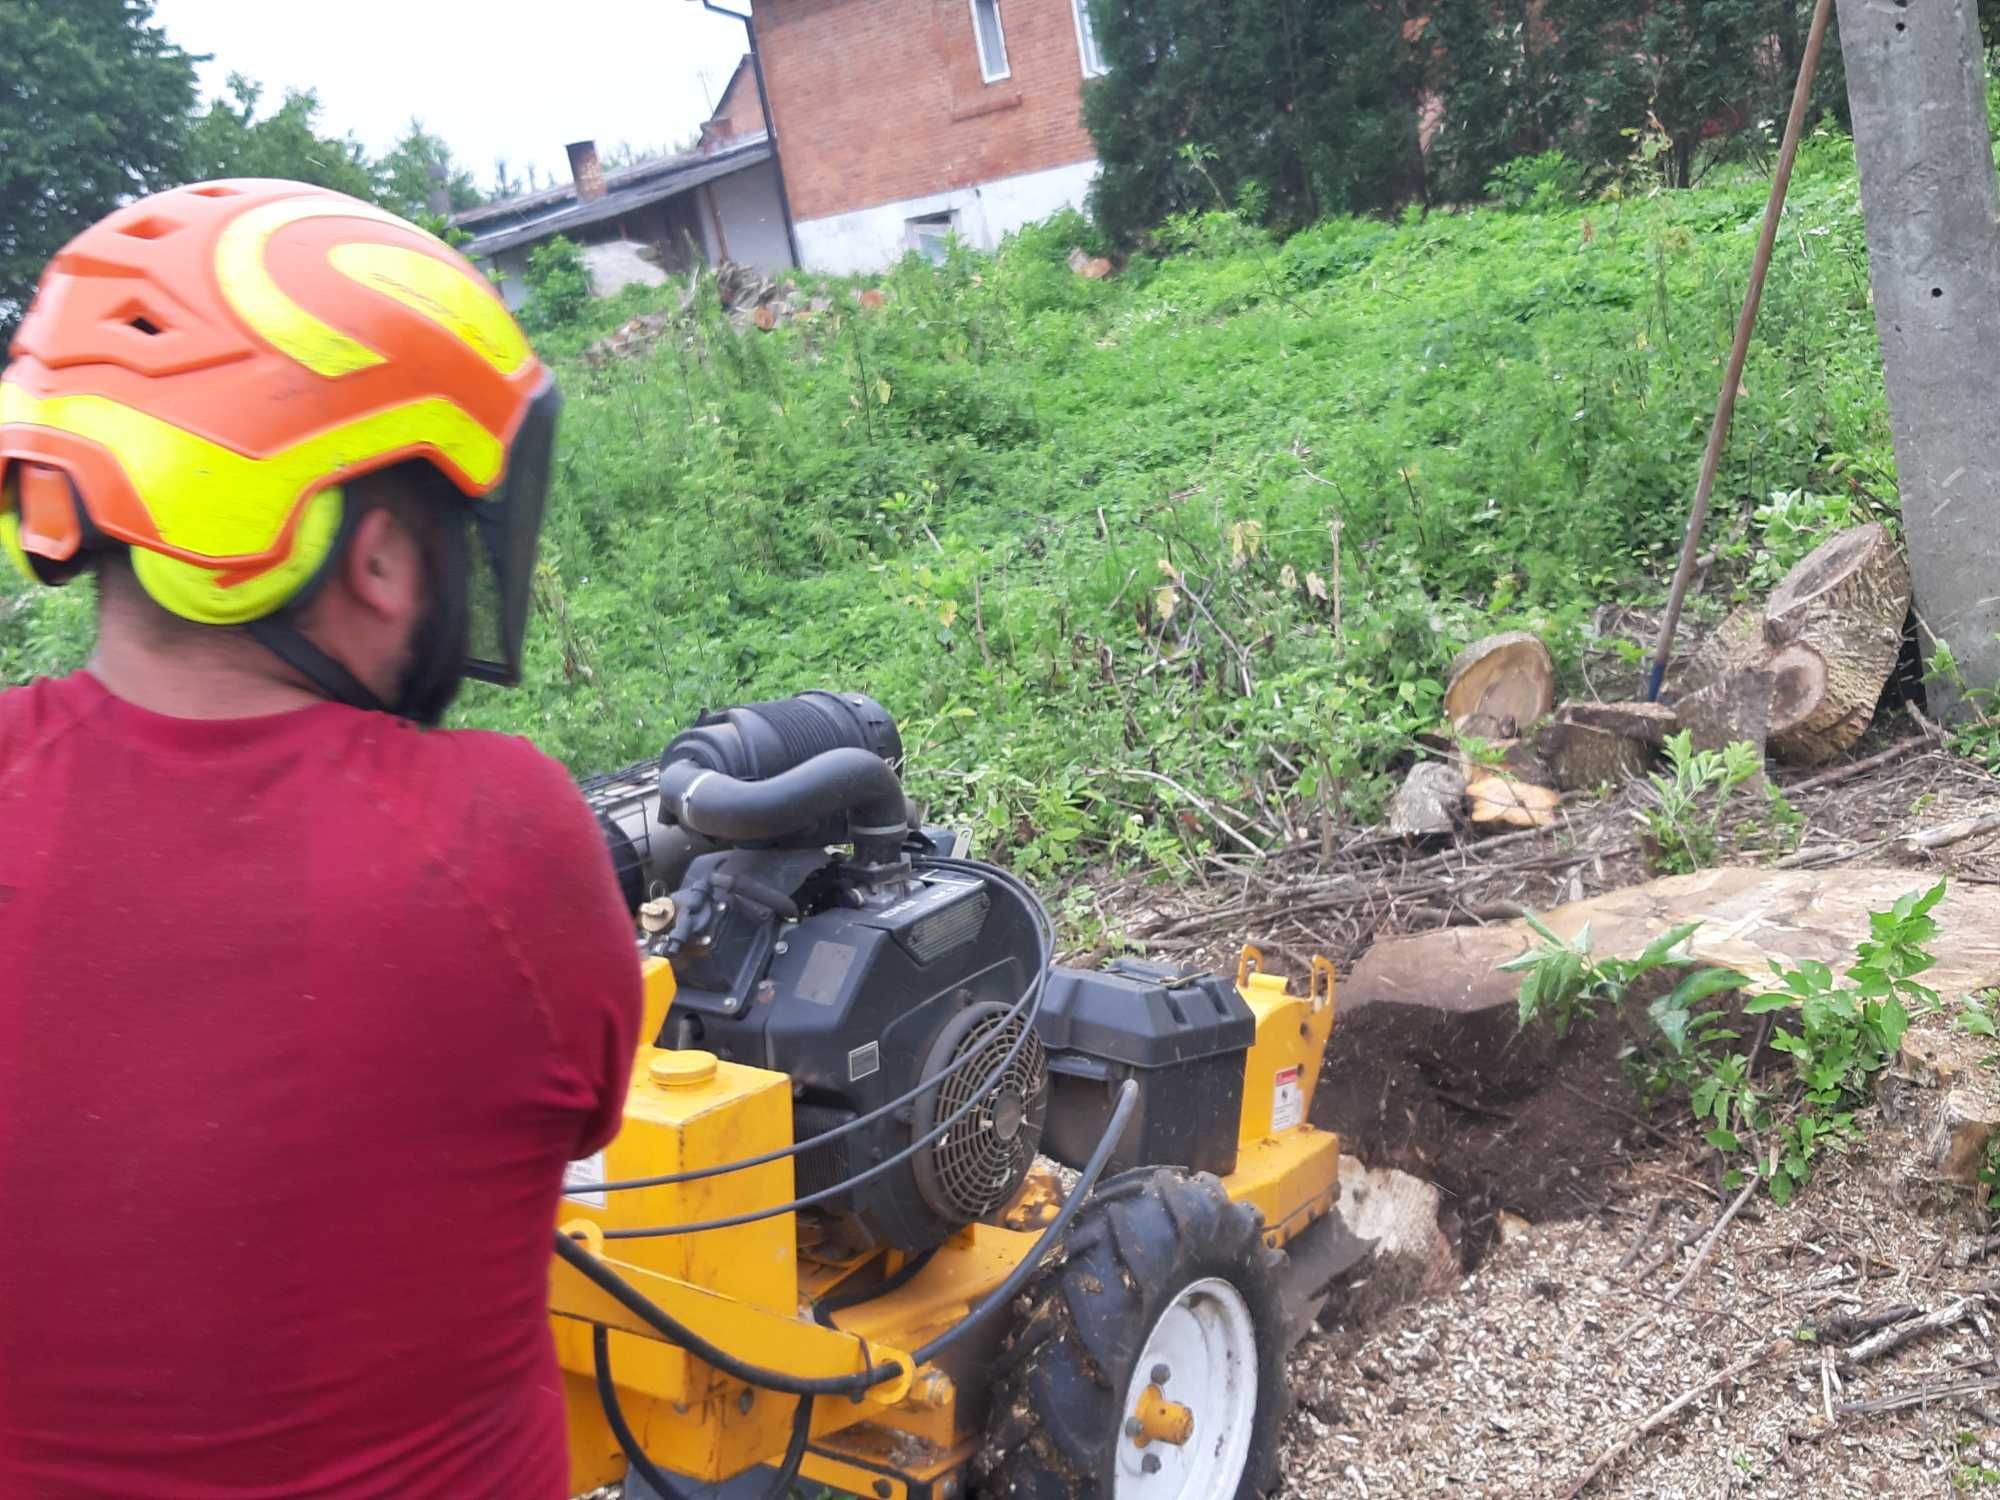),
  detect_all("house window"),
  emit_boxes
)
[969,0,1010,83]
[908,211,956,264]
[1072,0,1107,77]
